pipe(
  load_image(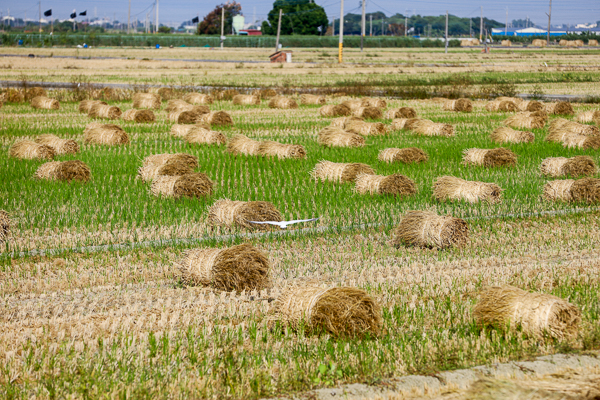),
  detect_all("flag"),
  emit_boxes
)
[79,10,87,16]
[70,12,77,19]
[44,9,52,17]
[191,16,199,23]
